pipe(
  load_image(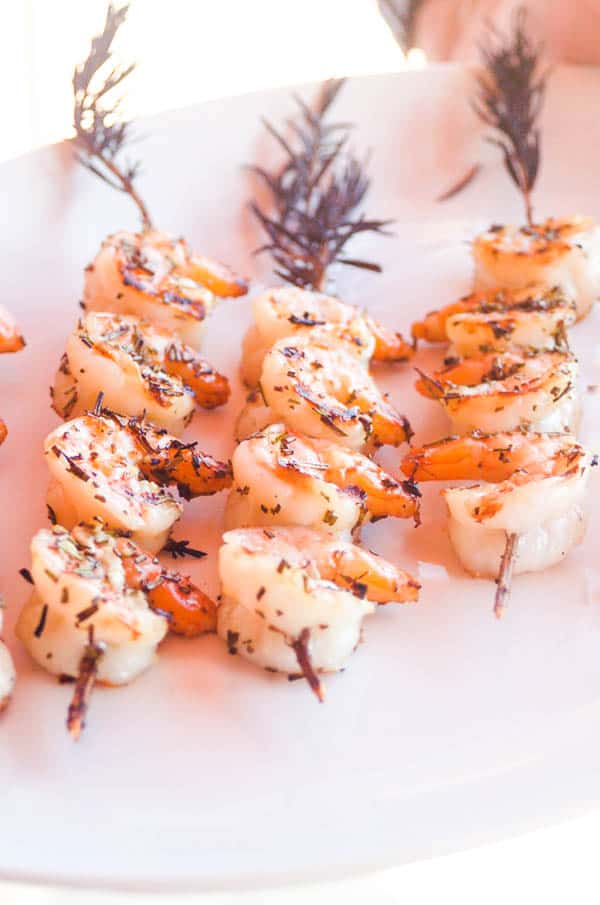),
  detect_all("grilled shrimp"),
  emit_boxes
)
[0,304,25,353]
[225,423,420,533]
[412,285,576,355]
[401,431,594,585]
[17,522,217,735]
[0,599,15,712]
[52,312,229,434]
[242,335,412,451]
[416,349,579,435]
[17,523,169,688]
[84,229,248,349]
[45,410,231,553]
[240,287,412,386]
[218,526,419,697]
[473,217,600,321]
